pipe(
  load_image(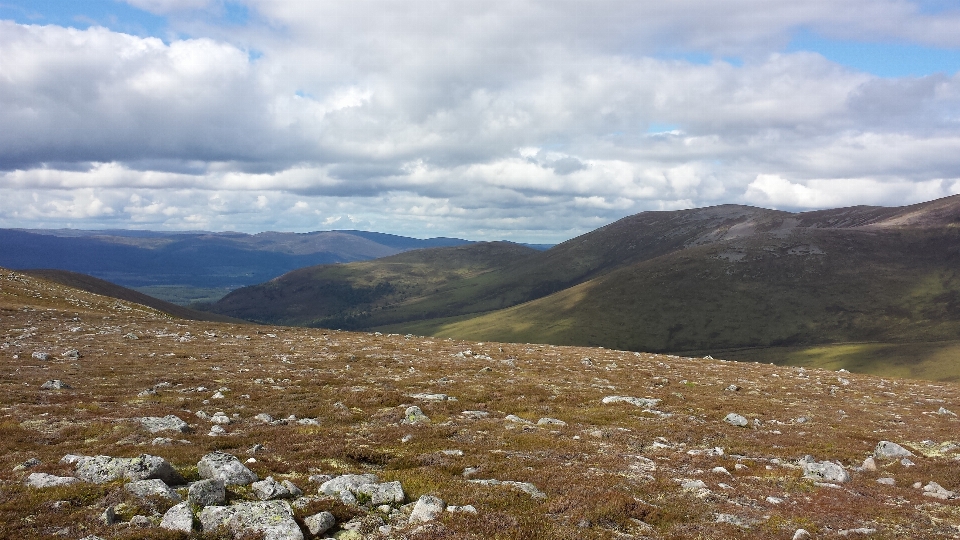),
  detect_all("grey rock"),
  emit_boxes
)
[25,472,79,488]
[319,474,381,496]
[189,478,226,507]
[716,513,751,528]
[129,514,153,528]
[801,460,850,483]
[862,457,877,471]
[74,454,184,485]
[838,528,878,536]
[877,477,896,485]
[724,413,749,427]
[537,417,567,427]
[160,501,193,533]
[601,395,660,408]
[198,451,258,486]
[252,476,294,500]
[199,500,303,540]
[32,351,51,361]
[63,349,81,359]
[793,530,812,540]
[409,495,445,524]
[937,407,957,416]
[210,412,232,425]
[282,480,302,498]
[304,511,336,535]
[125,479,181,501]
[875,441,913,459]
[208,425,226,436]
[356,481,405,506]
[40,379,70,390]
[254,413,274,423]
[402,406,430,425]
[460,410,490,419]
[469,478,546,499]
[504,414,533,425]
[139,415,190,434]
[101,506,117,525]
[923,481,956,500]
[446,504,478,514]
[409,393,453,401]
[680,479,708,491]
